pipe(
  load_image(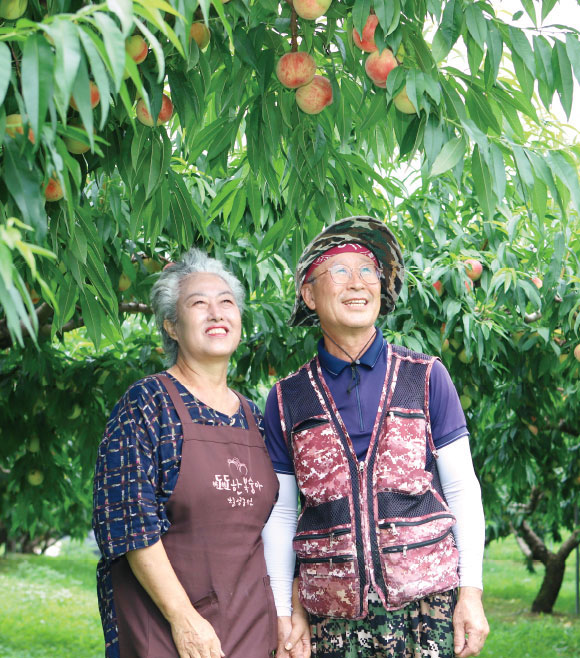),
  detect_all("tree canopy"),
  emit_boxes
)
[0,0,579,611]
